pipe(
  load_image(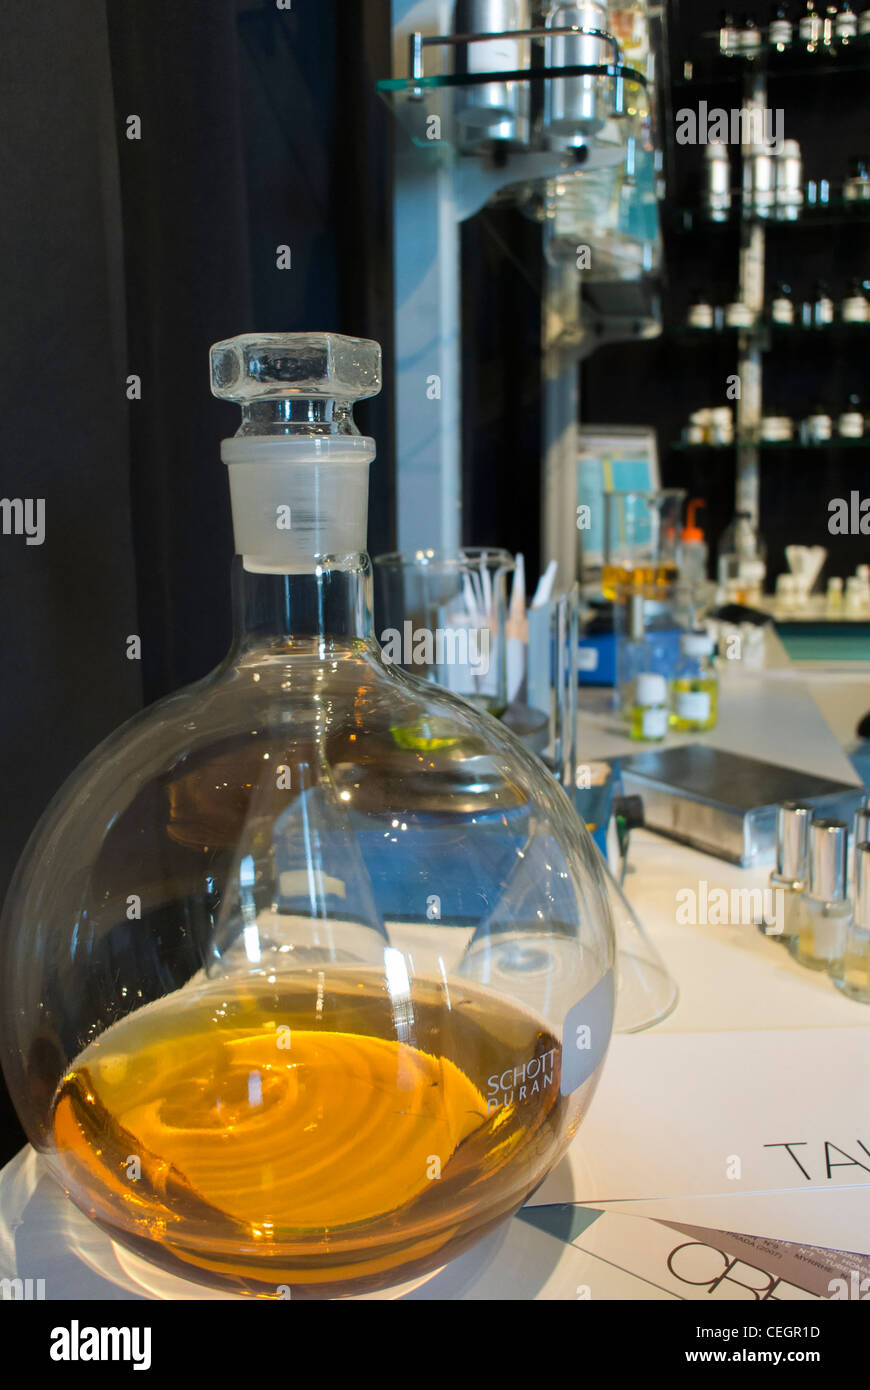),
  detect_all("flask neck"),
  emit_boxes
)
[235,399,356,438]
[221,434,375,574]
[230,555,375,655]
